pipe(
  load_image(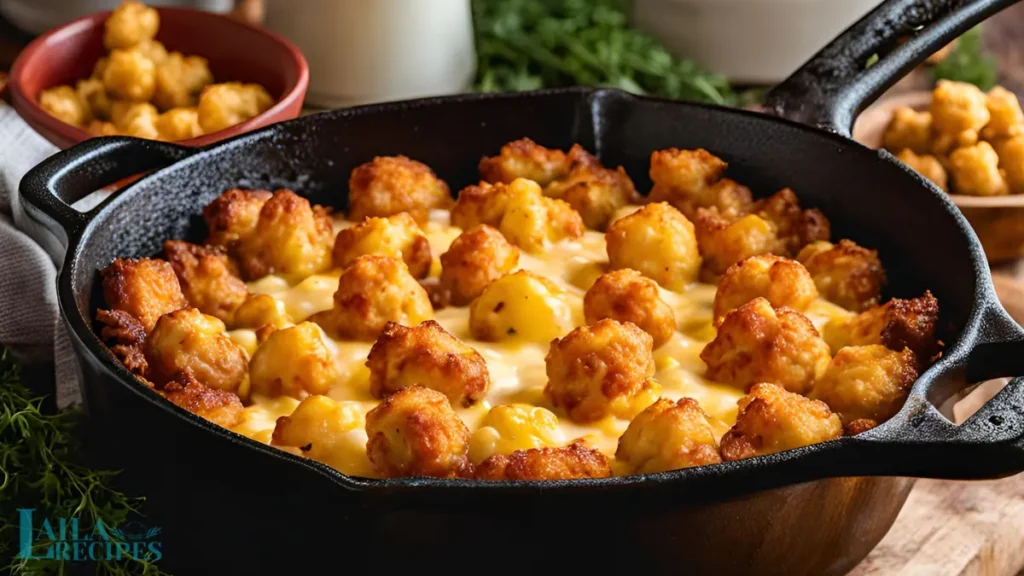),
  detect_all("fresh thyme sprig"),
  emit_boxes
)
[0,350,168,576]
